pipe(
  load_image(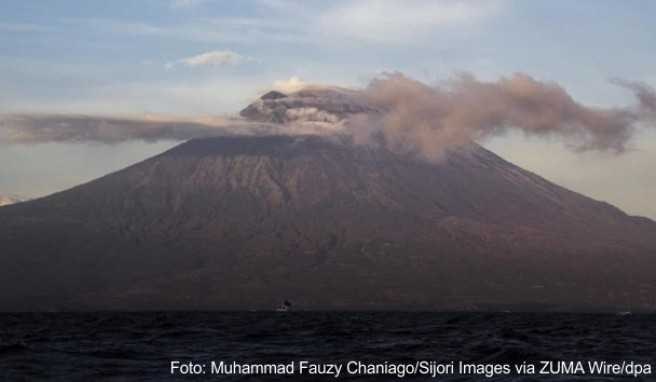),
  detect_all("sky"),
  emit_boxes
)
[0,0,655,218]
